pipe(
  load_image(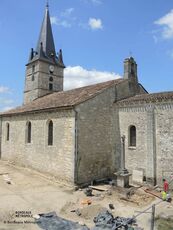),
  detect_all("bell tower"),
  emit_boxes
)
[124,57,139,95]
[24,4,65,104]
